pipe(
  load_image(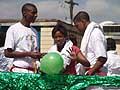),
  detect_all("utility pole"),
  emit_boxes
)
[65,0,78,25]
